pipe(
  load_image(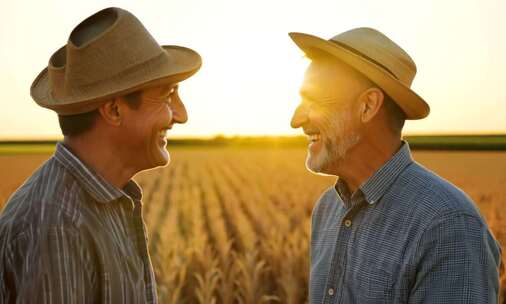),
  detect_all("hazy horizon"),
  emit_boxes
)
[1,132,506,142]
